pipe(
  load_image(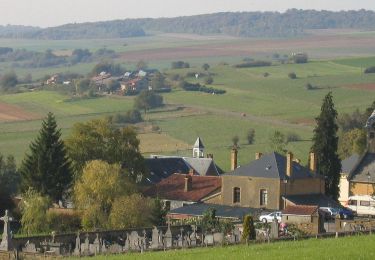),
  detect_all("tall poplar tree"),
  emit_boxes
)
[20,112,72,201]
[311,92,341,200]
